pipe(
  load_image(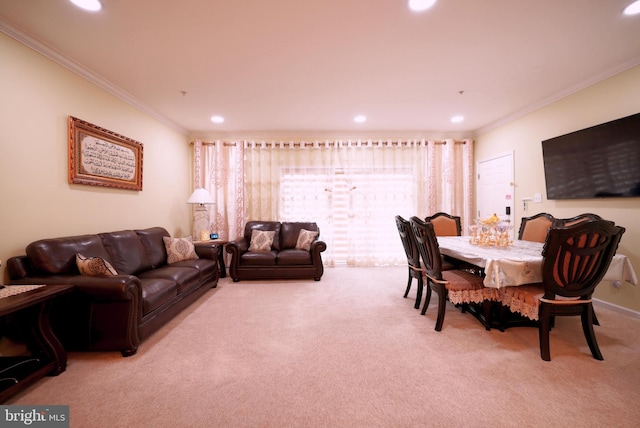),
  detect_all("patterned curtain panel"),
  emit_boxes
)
[192,140,245,242]
[193,138,473,267]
